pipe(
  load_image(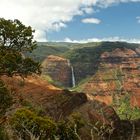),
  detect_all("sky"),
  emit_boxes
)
[0,0,140,43]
